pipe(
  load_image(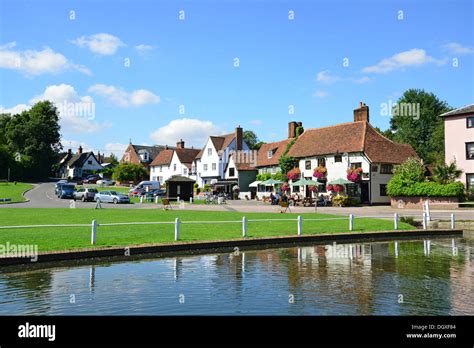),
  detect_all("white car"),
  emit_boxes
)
[97,179,115,186]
